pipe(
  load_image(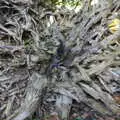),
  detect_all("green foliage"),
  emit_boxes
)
[50,0,82,8]
[24,39,33,47]
[40,0,82,11]
[55,0,81,6]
